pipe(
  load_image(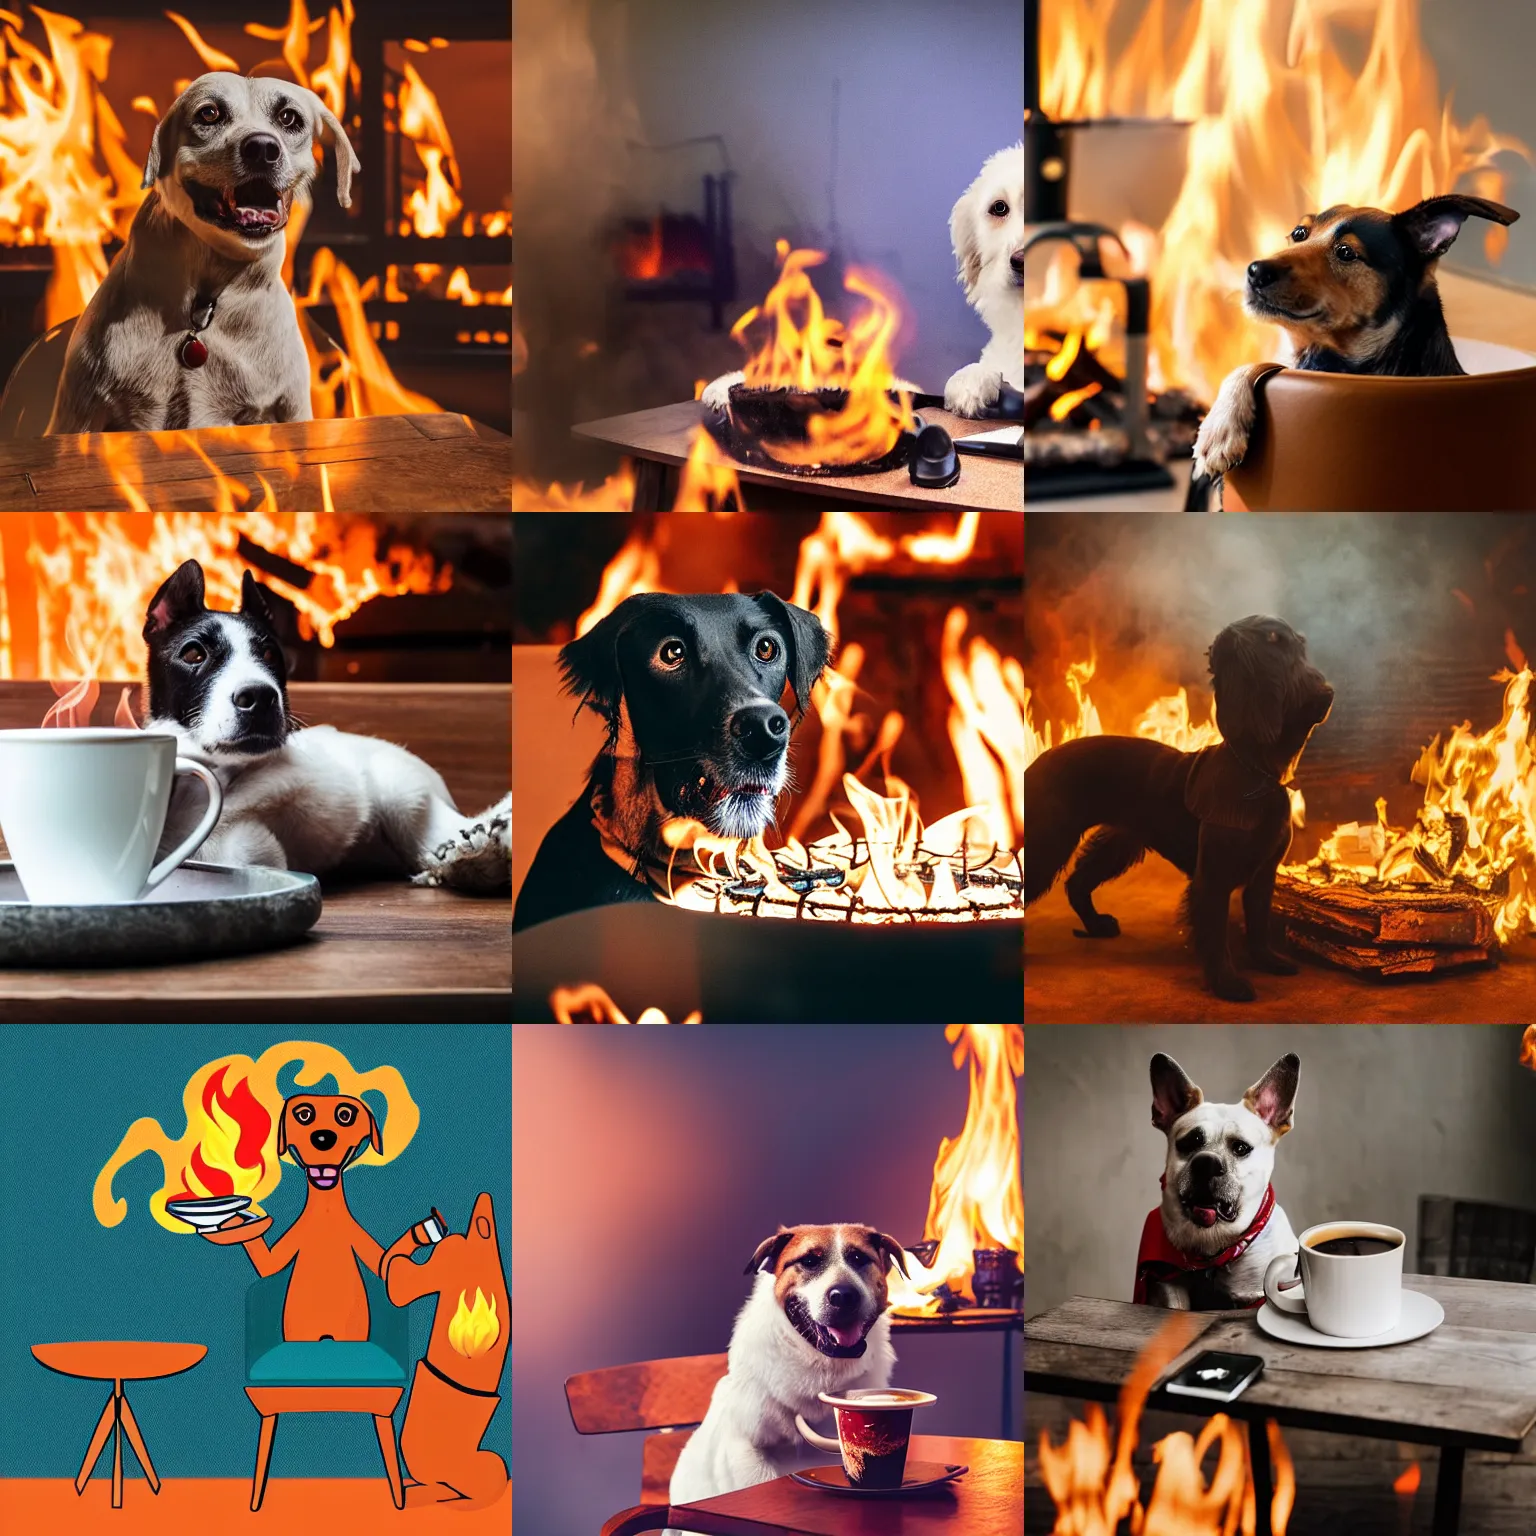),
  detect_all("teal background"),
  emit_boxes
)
[0,1024,510,1481]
